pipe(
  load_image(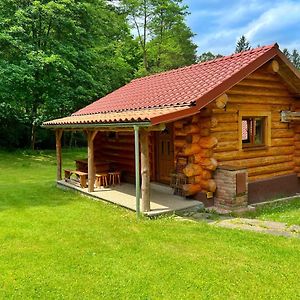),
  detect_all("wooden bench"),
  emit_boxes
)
[64,169,88,188]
